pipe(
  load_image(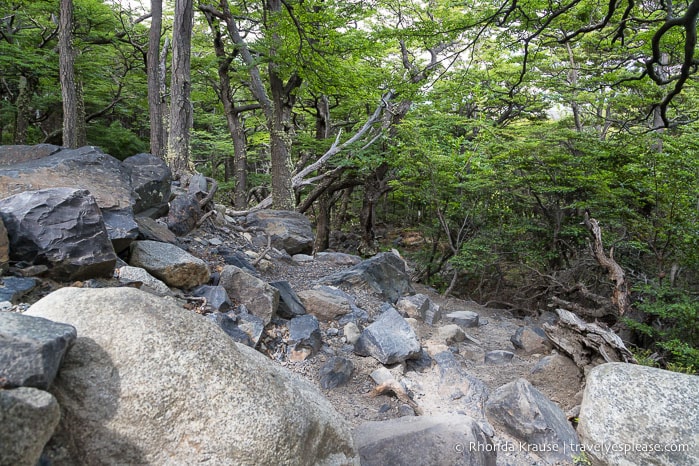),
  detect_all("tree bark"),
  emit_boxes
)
[59,0,86,148]
[359,162,391,255]
[147,0,166,158]
[14,74,34,144]
[167,0,194,178]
